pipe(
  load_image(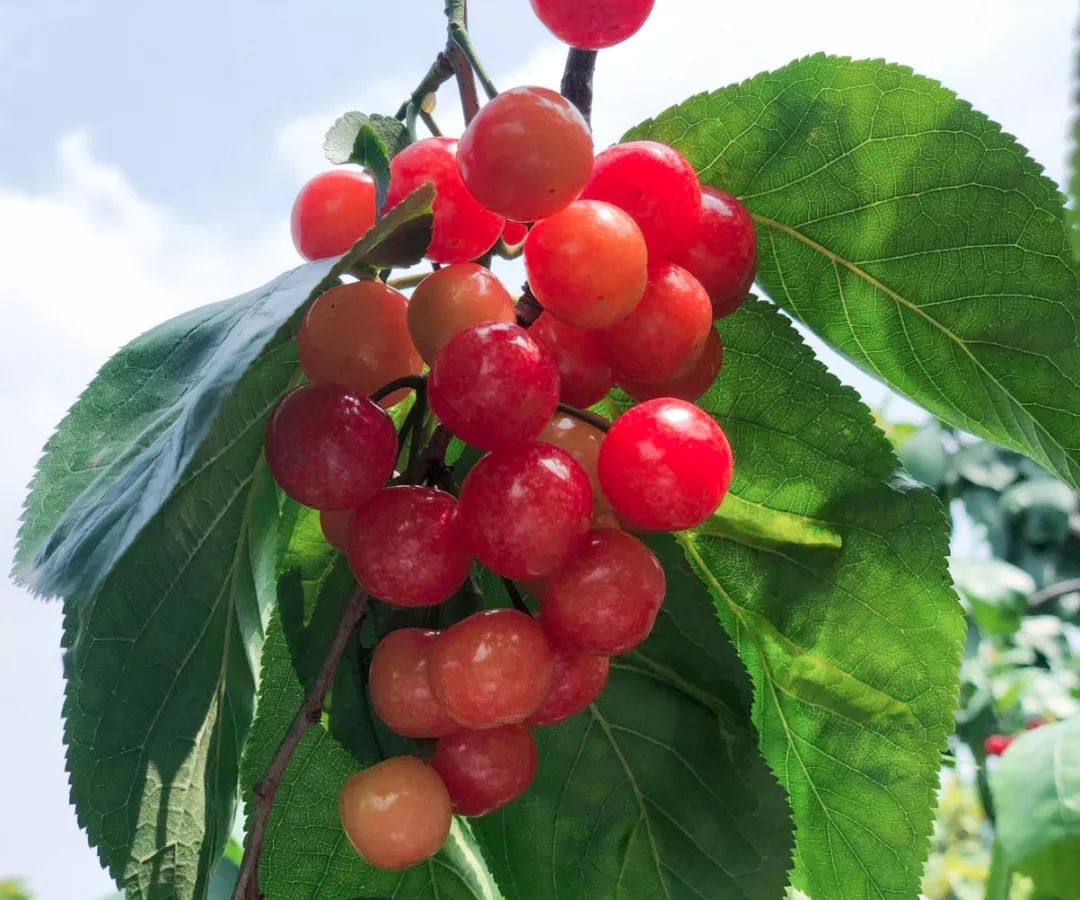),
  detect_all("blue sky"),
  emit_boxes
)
[0,1,1075,897]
